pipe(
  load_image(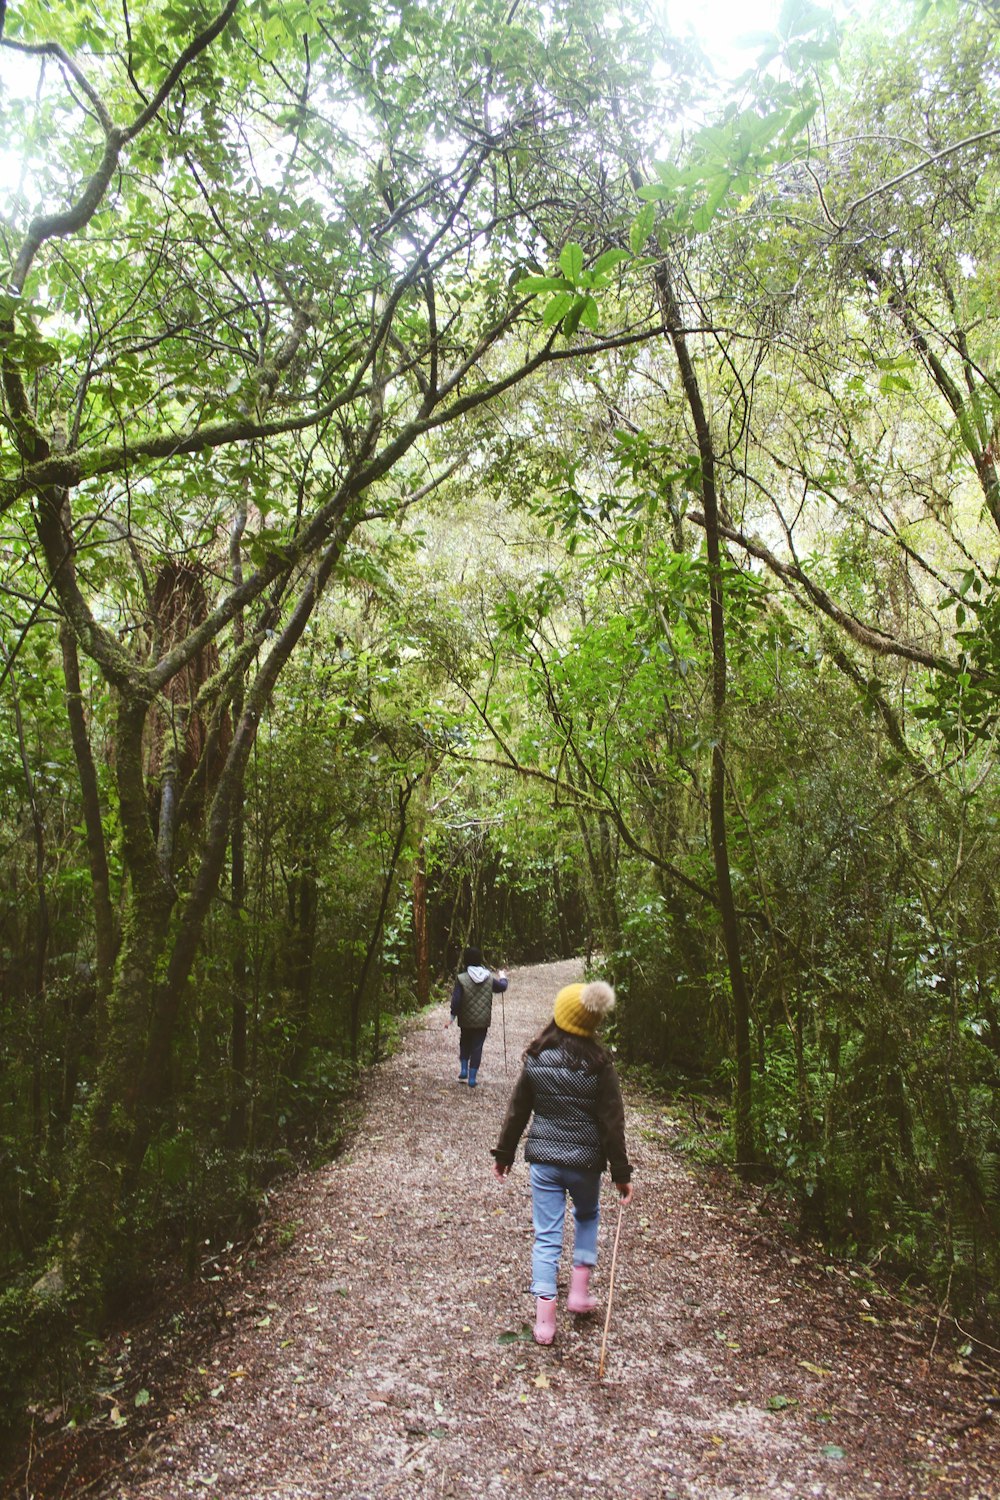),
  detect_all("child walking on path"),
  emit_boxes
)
[490,979,633,1345]
[447,946,508,1088]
